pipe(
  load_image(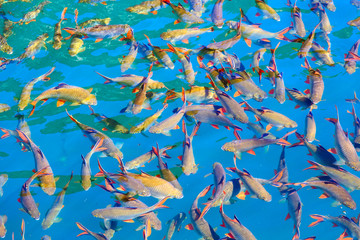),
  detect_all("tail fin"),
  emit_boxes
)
[0,128,10,139]
[277,130,296,146]
[304,160,320,171]
[60,7,68,22]
[76,222,91,237]
[91,138,107,153]
[115,154,126,174]
[95,159,107,177]
[308,214,325,227]
[144,34,152,46]
[344,51,360,62]
[152,196,170,210]
[275,26,291,41]
[95,71,114,84]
